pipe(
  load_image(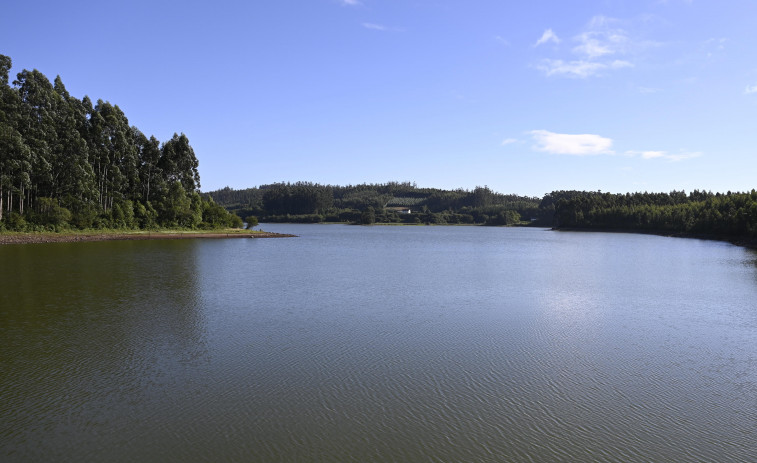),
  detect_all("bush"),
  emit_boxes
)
[244,215,259,229]
[34,198,72,228]
[4,212,27,231]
